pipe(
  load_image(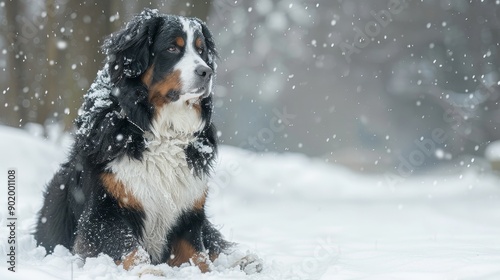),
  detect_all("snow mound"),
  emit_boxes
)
[1,125,500,279]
